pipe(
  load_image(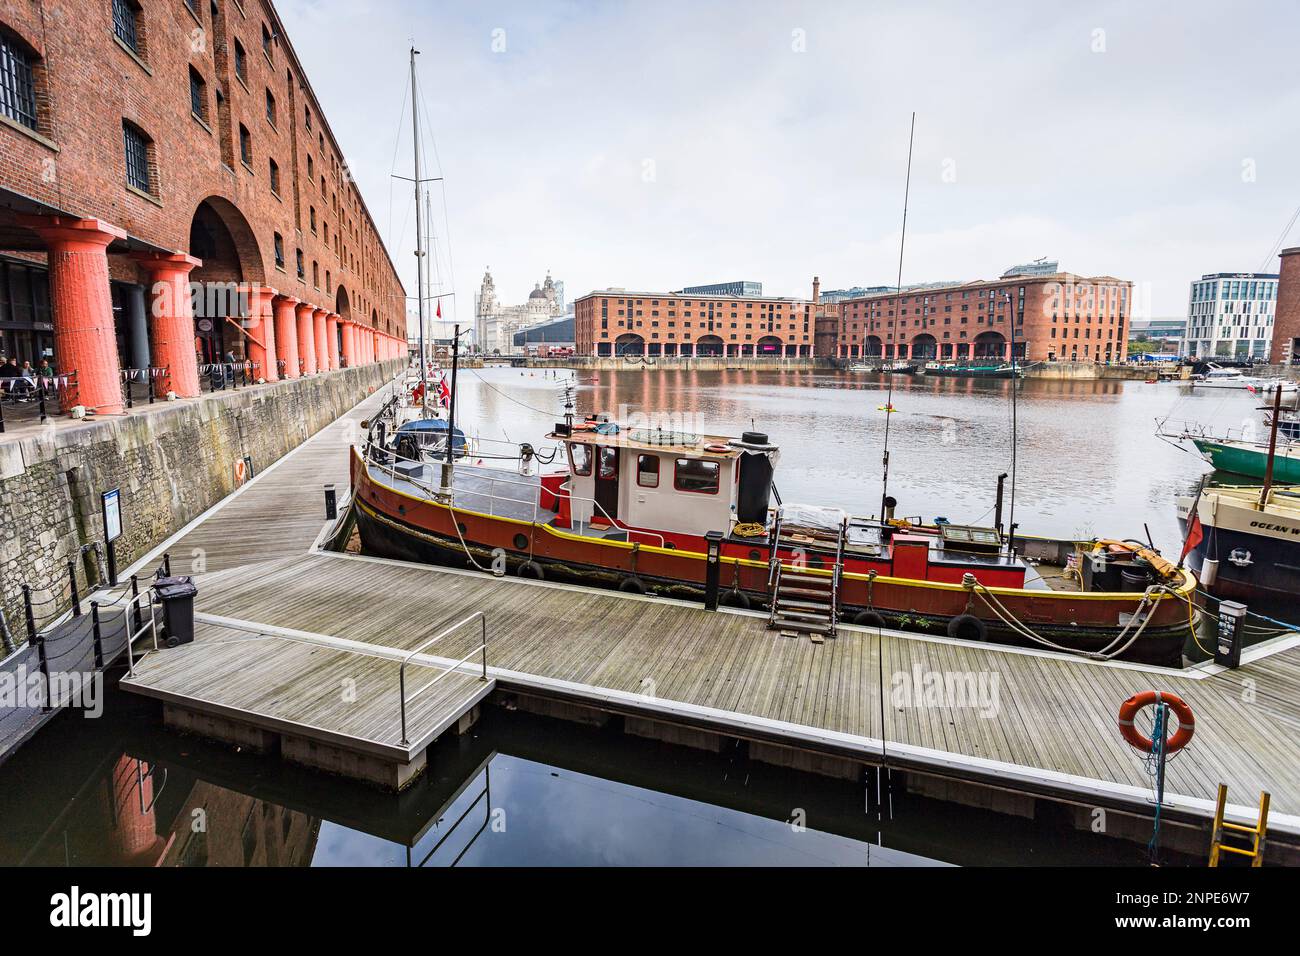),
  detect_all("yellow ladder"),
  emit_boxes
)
[1208,784,1270,867]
